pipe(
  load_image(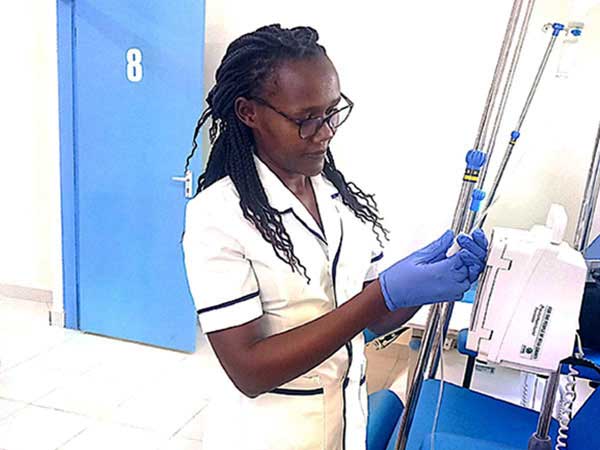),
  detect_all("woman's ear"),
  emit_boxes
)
[235,97,259,129]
